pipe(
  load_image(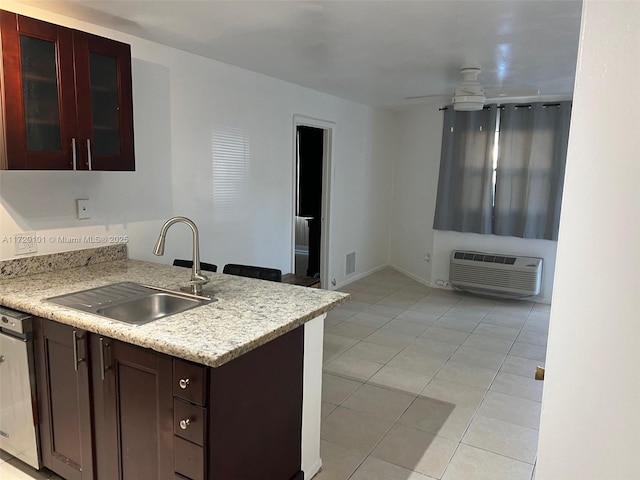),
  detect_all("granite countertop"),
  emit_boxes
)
[0,258,348,367]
